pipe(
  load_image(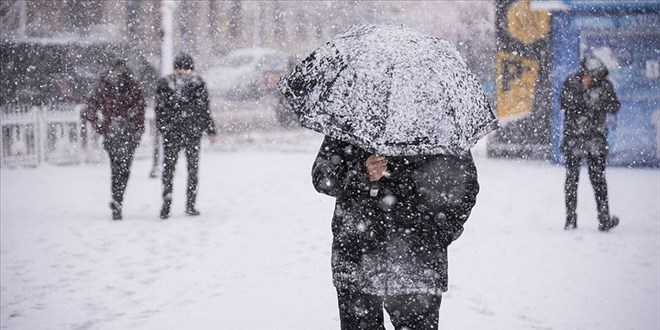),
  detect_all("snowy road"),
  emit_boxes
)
[1,131,659,329]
